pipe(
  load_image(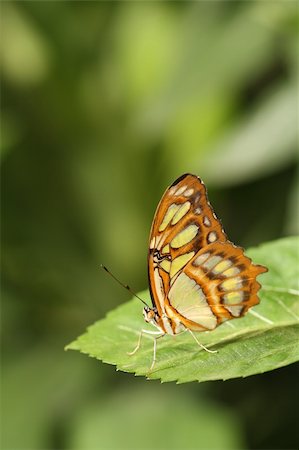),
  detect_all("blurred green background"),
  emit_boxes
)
[1,2,298,449]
